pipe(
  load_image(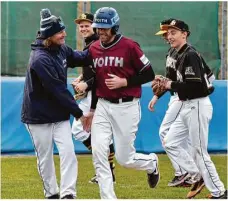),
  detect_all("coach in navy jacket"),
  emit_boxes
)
[21,37,88,123]
[21,20,89,124]
[21,8,91,199]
